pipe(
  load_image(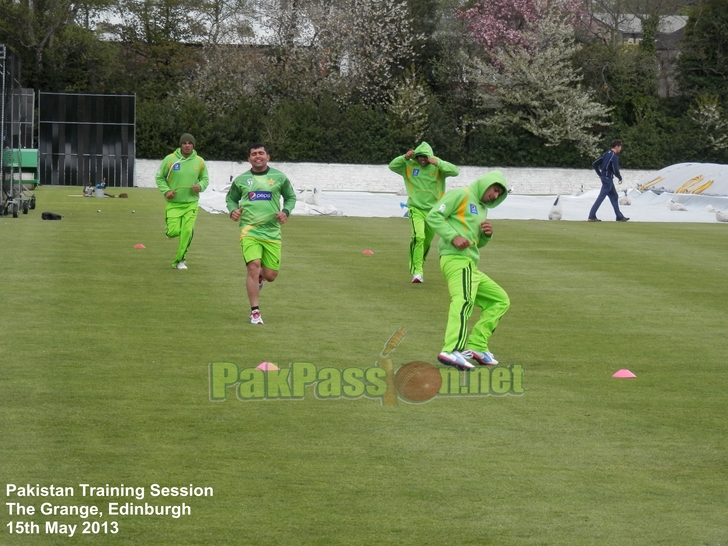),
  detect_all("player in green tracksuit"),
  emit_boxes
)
[155,133,209,269]
[226,143,297,325]
[389,142,459,283]
[426,171,510,370]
